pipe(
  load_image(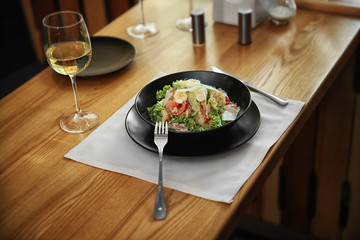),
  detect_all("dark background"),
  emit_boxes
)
[0,1,46,99]
[0,0,138,99]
